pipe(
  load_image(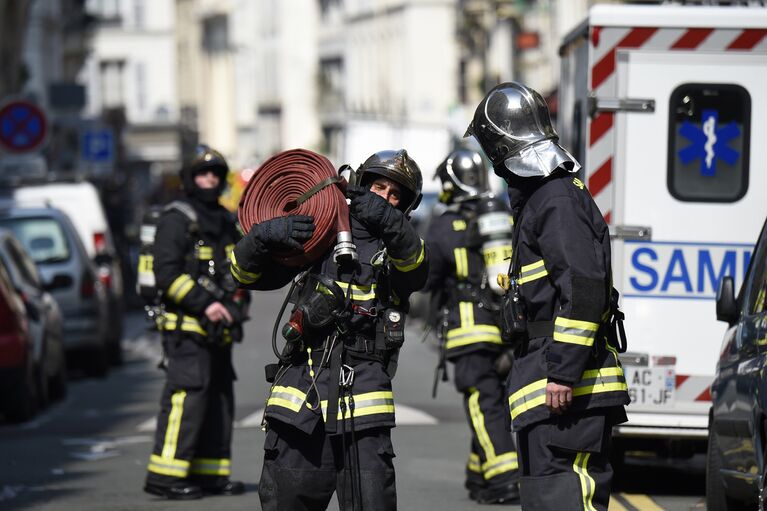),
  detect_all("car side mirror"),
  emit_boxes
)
[716,276,738,324]
[44,273,74,291]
